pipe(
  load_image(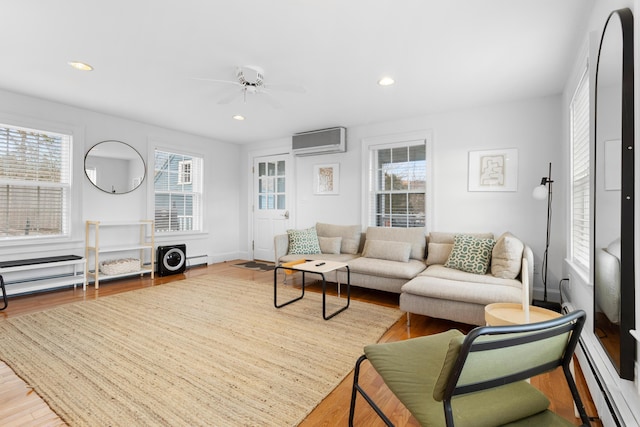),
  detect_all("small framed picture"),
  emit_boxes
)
[468,148,518,192]
[314,163,339,195]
